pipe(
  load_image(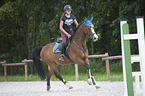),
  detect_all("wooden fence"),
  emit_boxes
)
[102,55,139,81]
[2,63,27,81]
[2,53,130,82]
[22,53,109,81]
[0,60,28,81]
[102,55,122,81]
[0,60,6,64]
